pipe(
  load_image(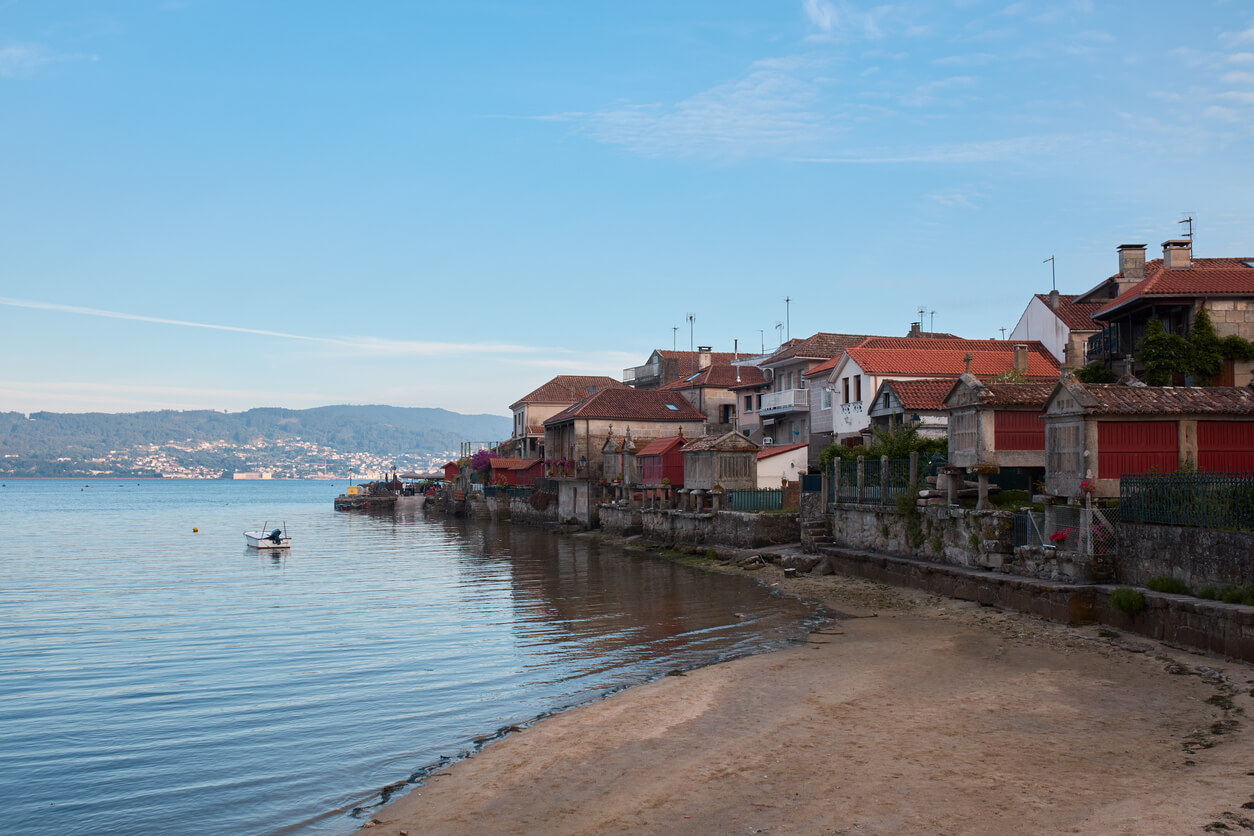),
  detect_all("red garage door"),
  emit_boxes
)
[1198,421,1254,473]
[1098,421,1177,478]
[994,411,1045,450]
